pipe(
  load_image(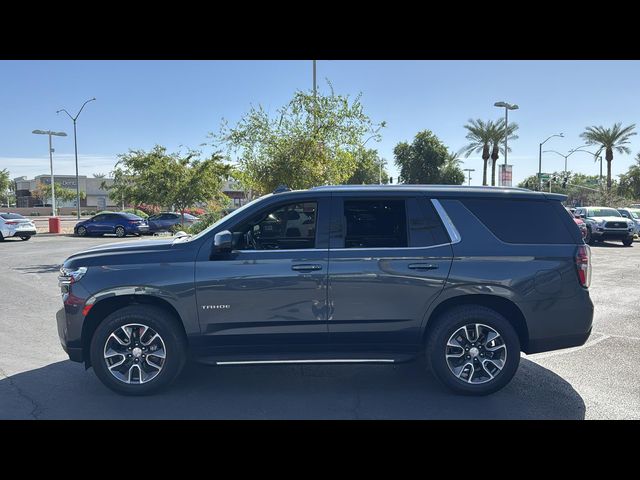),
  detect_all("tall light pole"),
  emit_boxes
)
[32,130,67,216]
[56,97,96,219]
[463,168,475,186]
[312,60,317,98]
[570,146,605,185]
[544,148,582,179]
[494,101,518,186]
[538,133,563,190]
